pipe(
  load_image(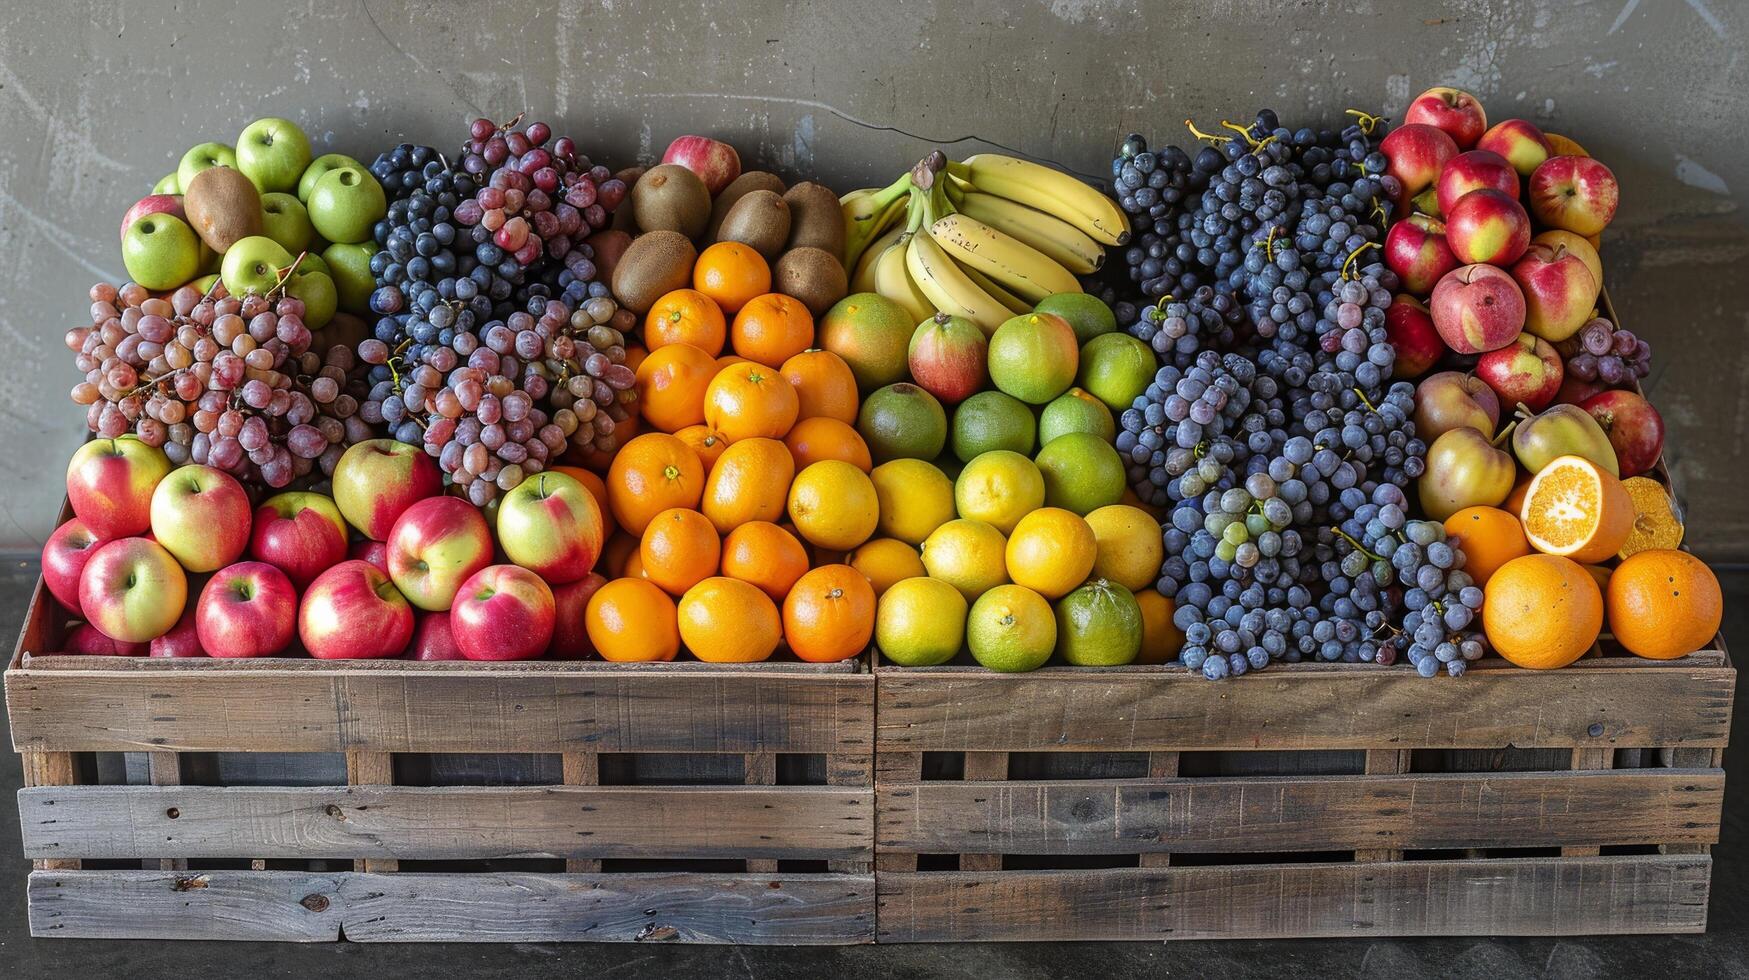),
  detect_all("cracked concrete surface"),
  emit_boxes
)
[0,0,1745,558]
